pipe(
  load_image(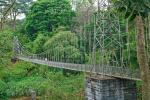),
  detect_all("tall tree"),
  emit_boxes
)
[113,0,150,99]
[0,0,16,31]
[24,0,75,39]
[10,0,33,30]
